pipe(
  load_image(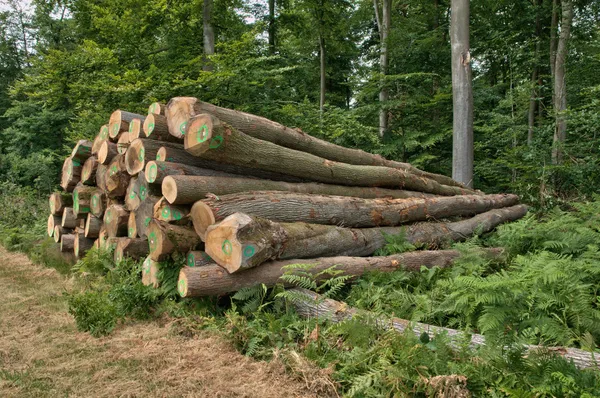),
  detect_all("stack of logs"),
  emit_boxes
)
[47,97,528,296]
